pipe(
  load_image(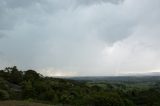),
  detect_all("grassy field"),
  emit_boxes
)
[0,100,53,106]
